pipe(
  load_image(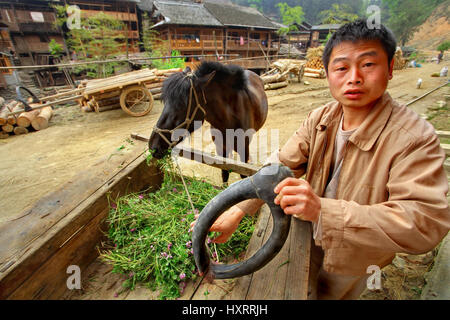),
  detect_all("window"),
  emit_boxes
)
[39,34,49,42]
[30,12,45,22]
